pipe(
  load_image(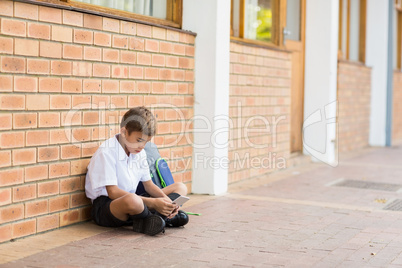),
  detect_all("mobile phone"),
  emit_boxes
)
[171,195,190,206]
